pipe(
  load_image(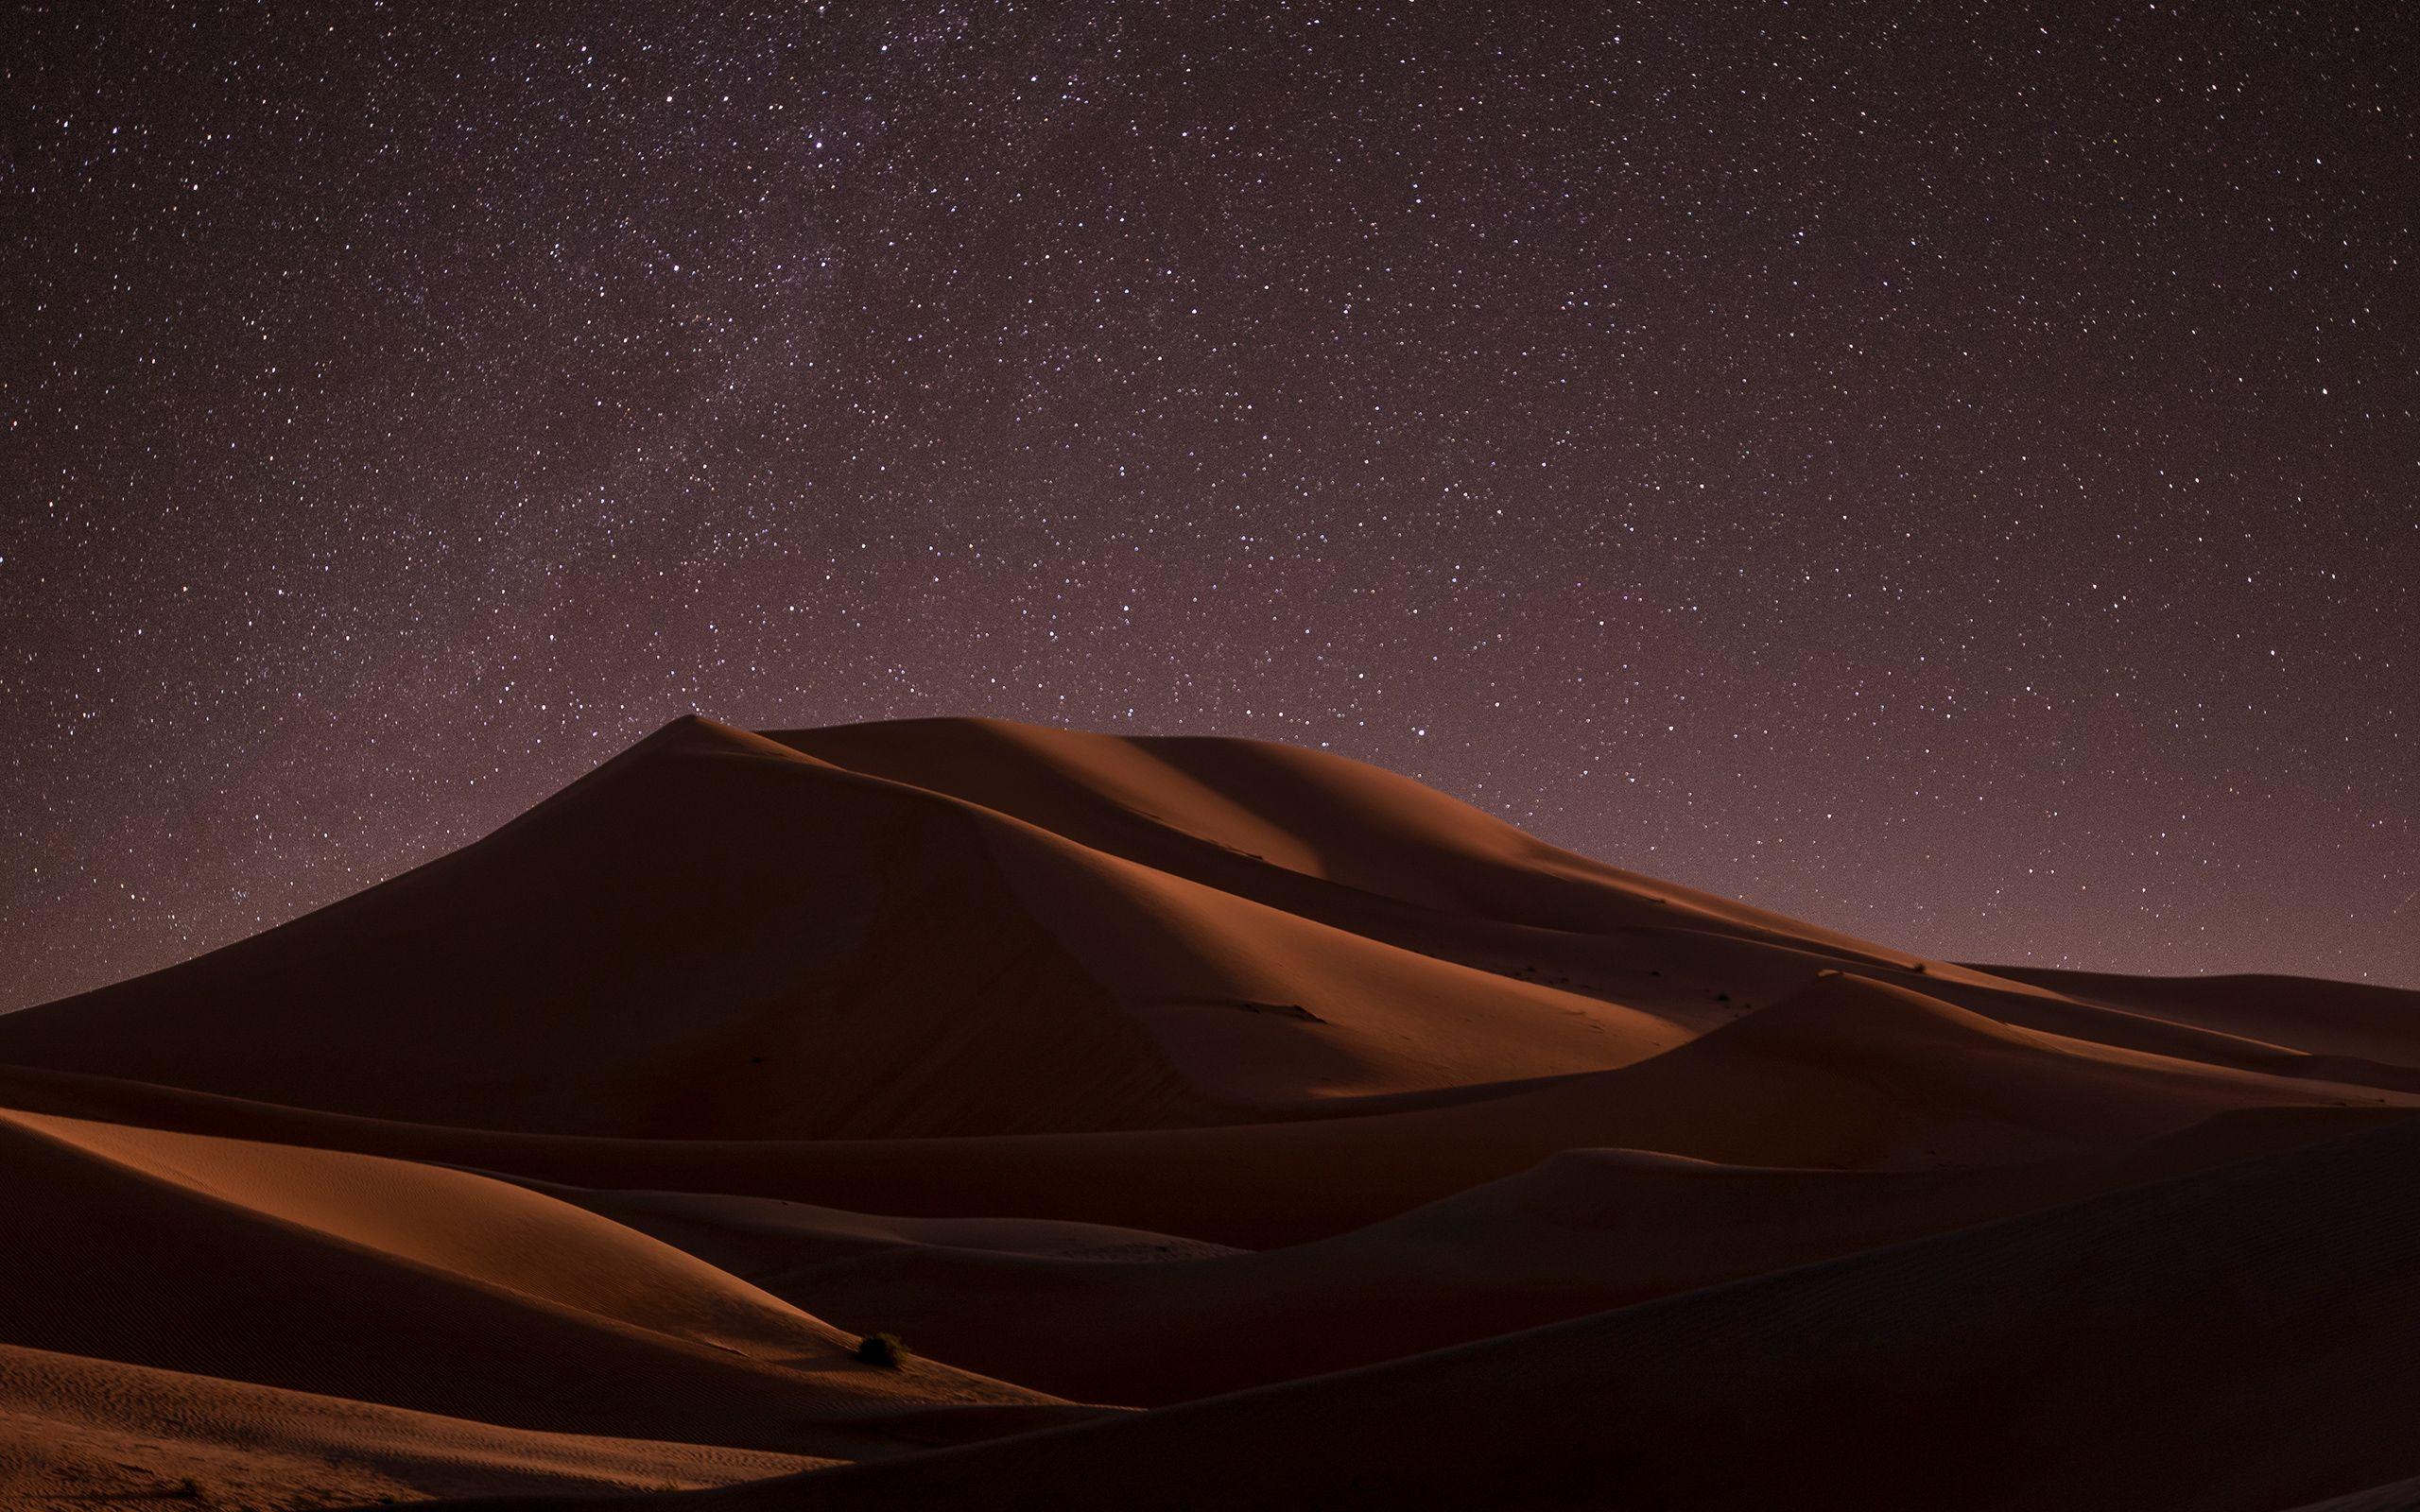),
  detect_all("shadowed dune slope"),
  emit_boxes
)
[769,716,1913,960]
[428,1114,2420,1512]
[545,1103,2405,1405]
[0,1108,1080,1461]
[8,717,2392,1133]
[0,973,2404,1252]
[1981,965,2420,1070]
[0,716,1742,1128]
[0,719,1208,1138]
[0,1343,829,1508]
